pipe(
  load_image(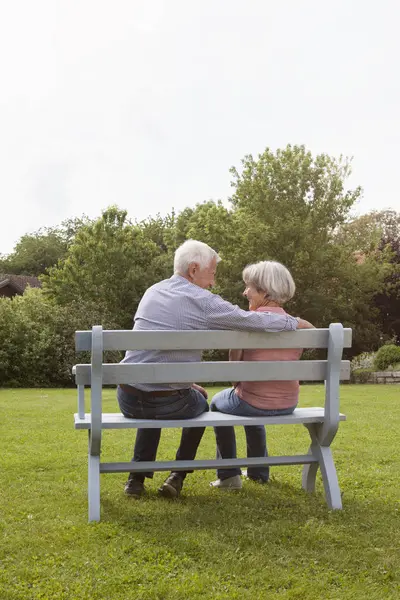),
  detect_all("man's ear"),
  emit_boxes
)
[187,262,197,280]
